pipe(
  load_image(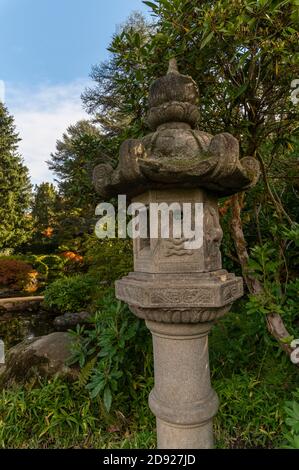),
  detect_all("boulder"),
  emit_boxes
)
[53,311,93,330]
[0,332,78,388]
